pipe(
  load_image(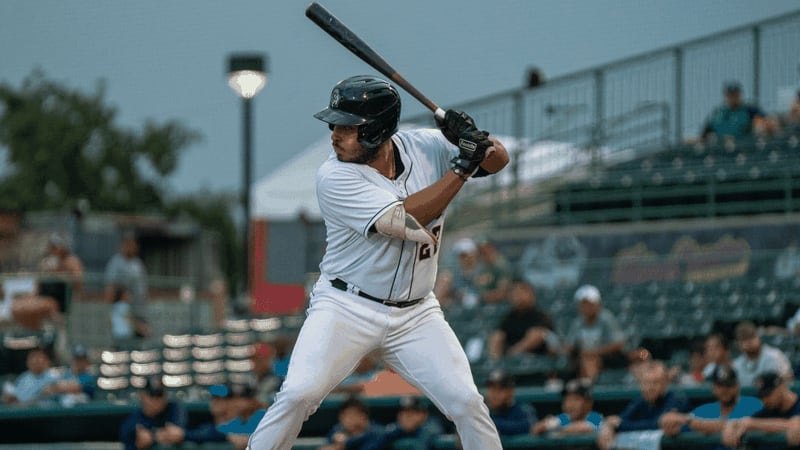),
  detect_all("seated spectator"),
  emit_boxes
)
[563,284,627,382]
[38,232,84,310]
[484,370,538,437]
[271,333,295,380]
[781,88,800,129]
[364,395,444,450]
[700,81,772,141]
[48,343,97,406]
[722,371,800,448]
[670,339,707,386]
[660,364,761,440]
[597,361,691,450]
[319,395,384,450]
[532,378,603,436]
[251,342,281,403]
[449,238,482,308]
[1,346,60,407]
[733,321,792,387]
[174,383,234,445]
[217,380,268,450]
[488,278,559,360]
[118,375,188,450]
[702,332,733,380]
[474,238,515,304]
[333,353,379,394]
